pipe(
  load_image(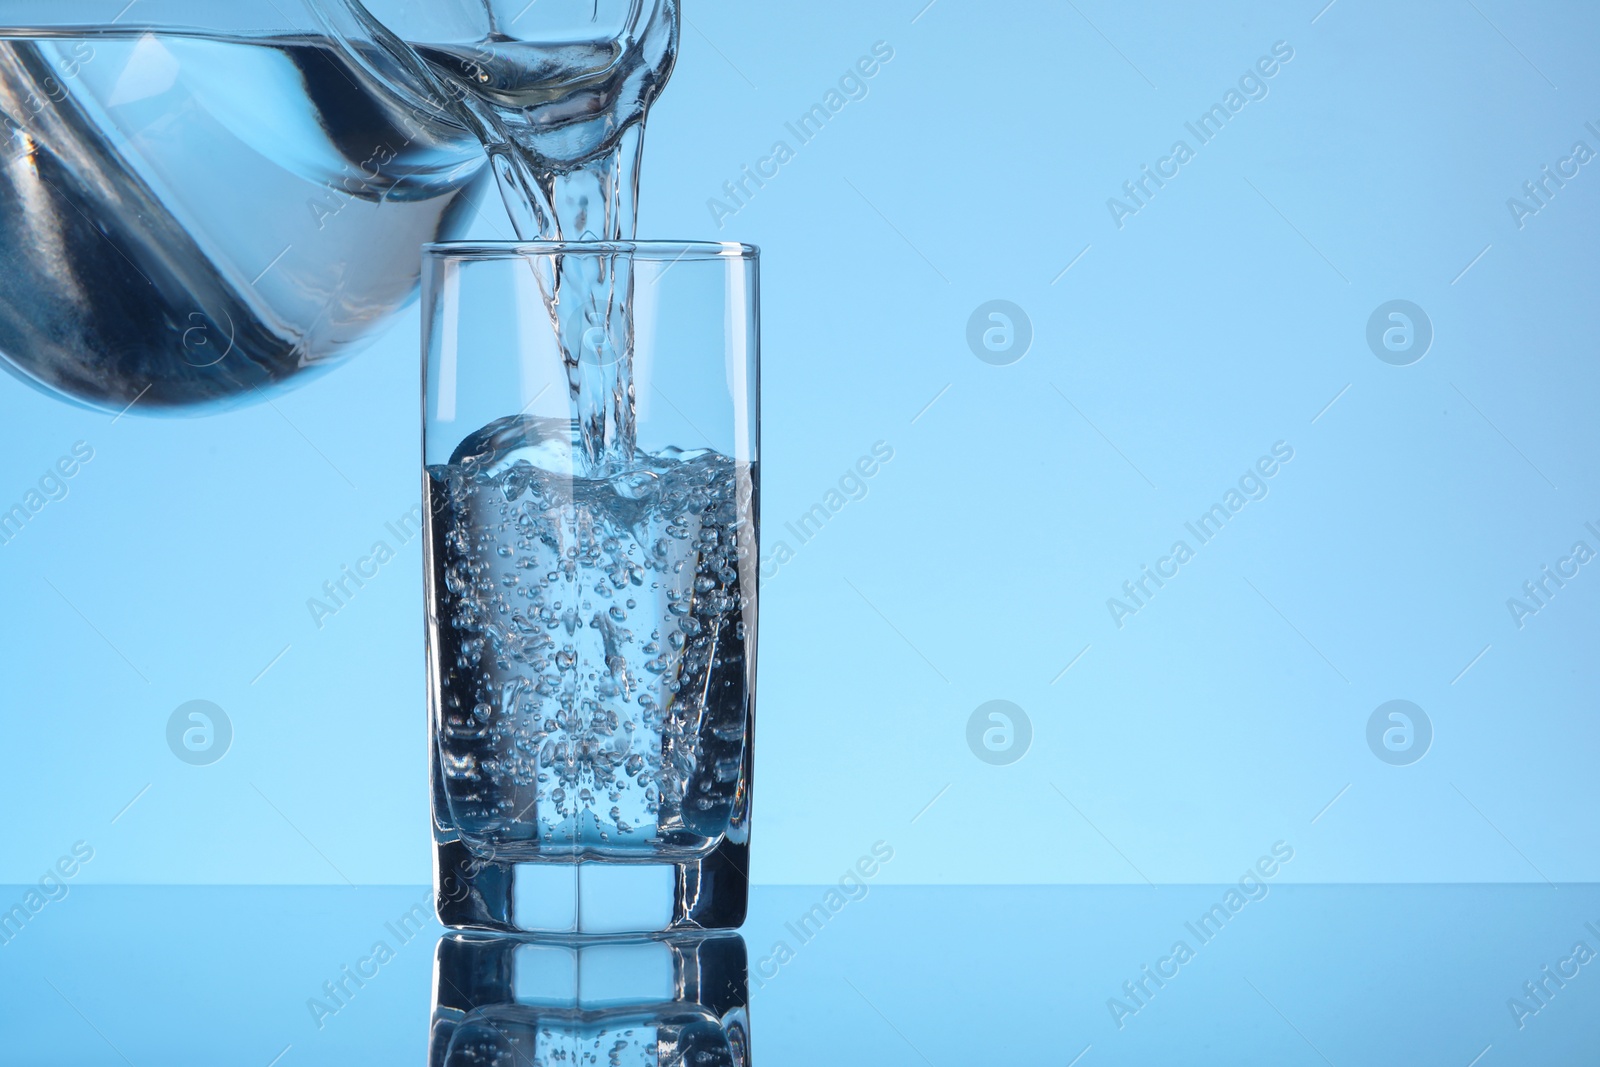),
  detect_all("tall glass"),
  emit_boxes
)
[423,241,758,934]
